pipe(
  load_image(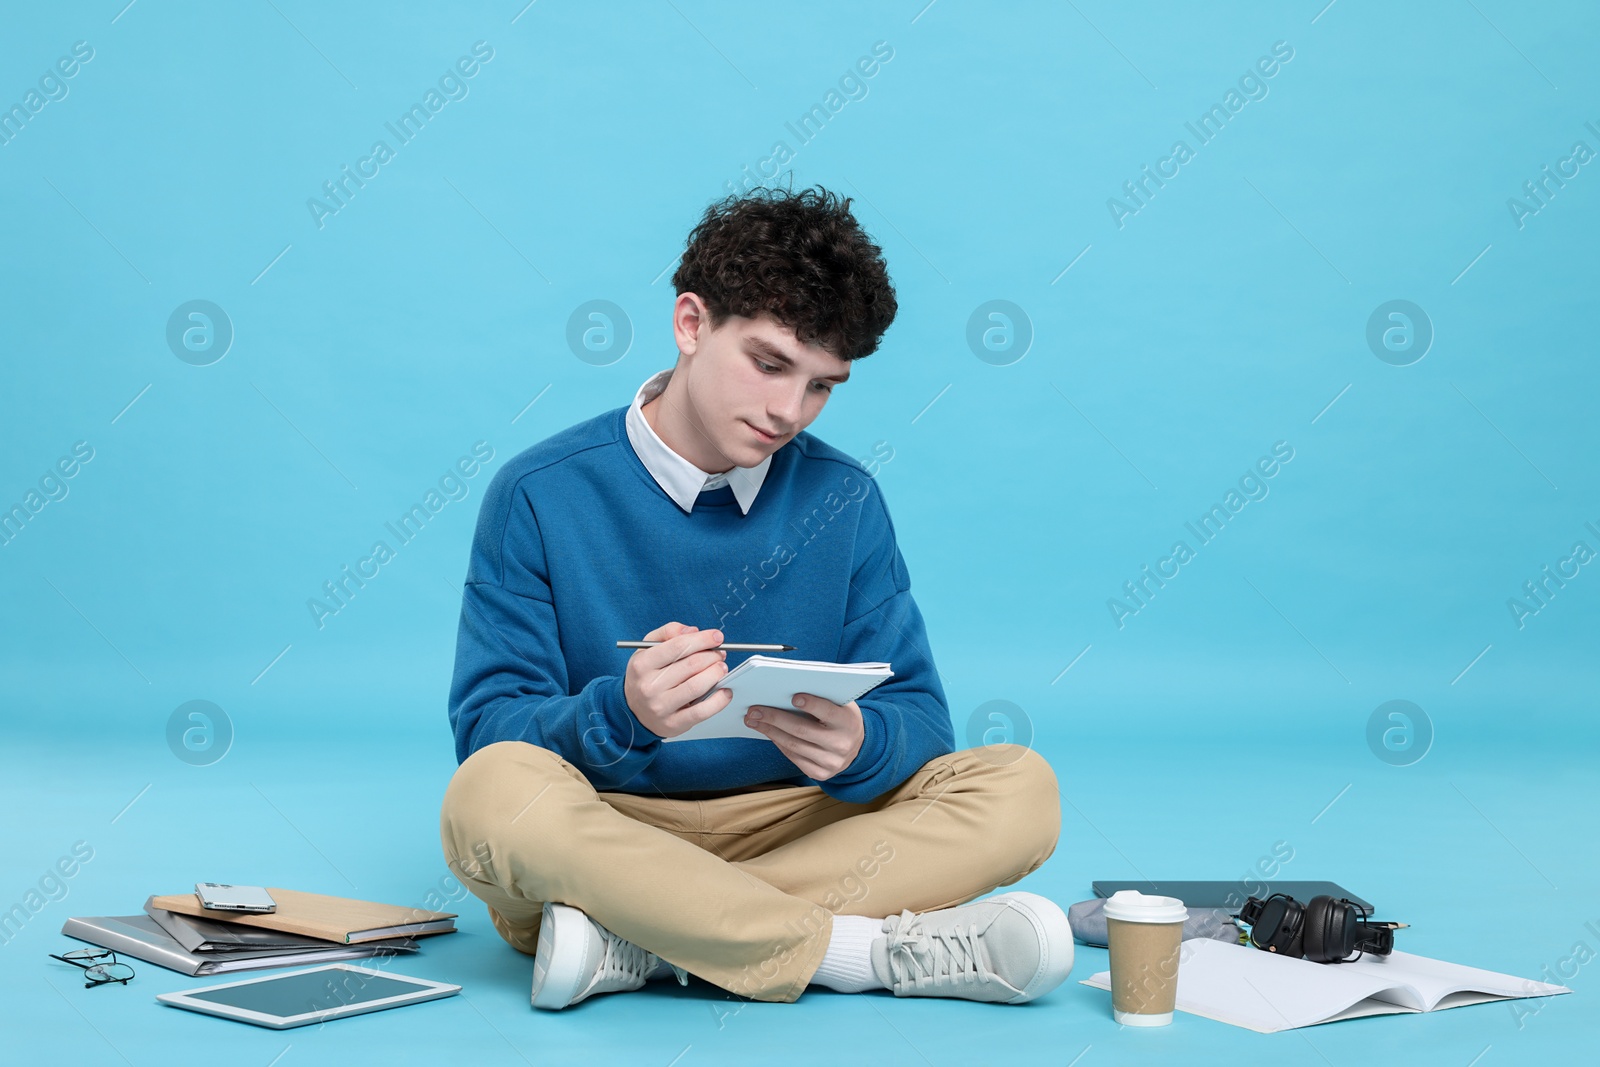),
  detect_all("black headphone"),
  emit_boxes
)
[1236,893,1405,963]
